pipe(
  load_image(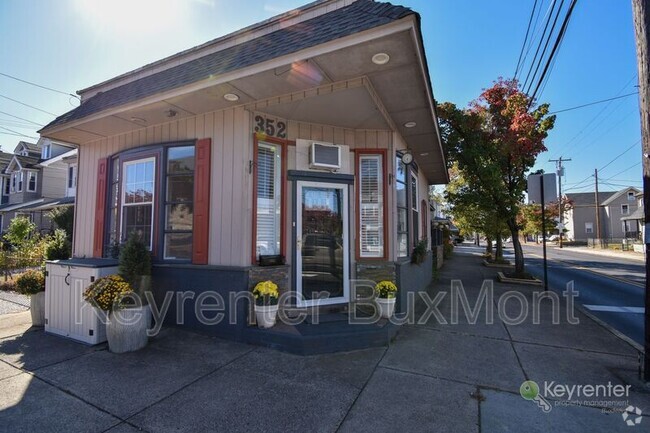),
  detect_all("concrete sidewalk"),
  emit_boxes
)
[0,250,649,432]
